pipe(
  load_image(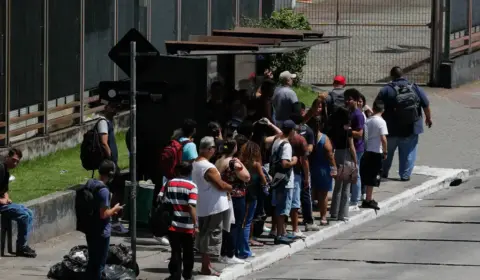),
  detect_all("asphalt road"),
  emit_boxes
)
[239,177,480,280]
